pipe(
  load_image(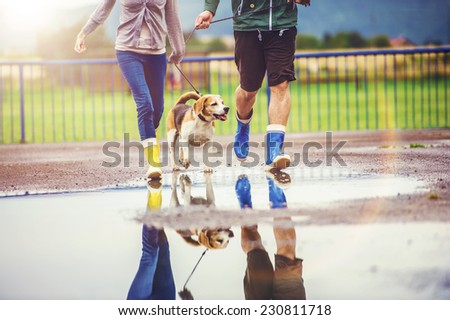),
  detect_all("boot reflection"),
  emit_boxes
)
[236,171,306,300]
[127,181,175,300]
